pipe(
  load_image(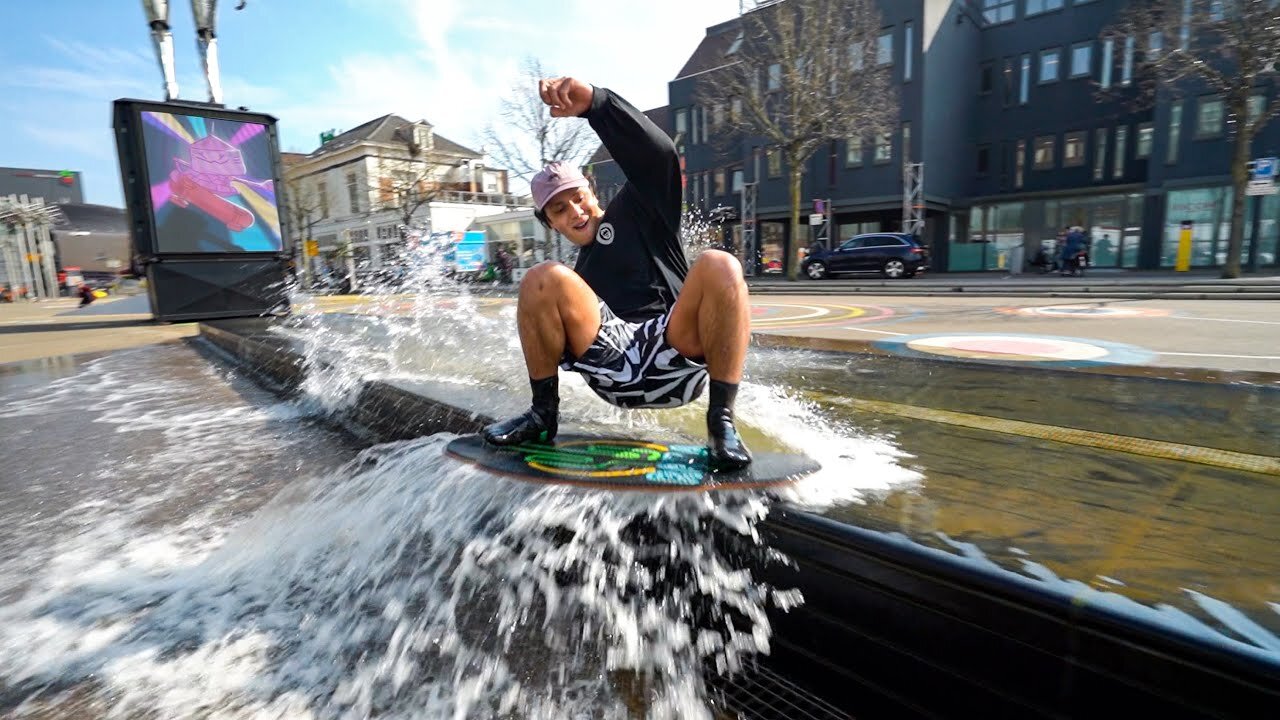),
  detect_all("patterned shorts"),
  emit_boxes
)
[560,300,708,409]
